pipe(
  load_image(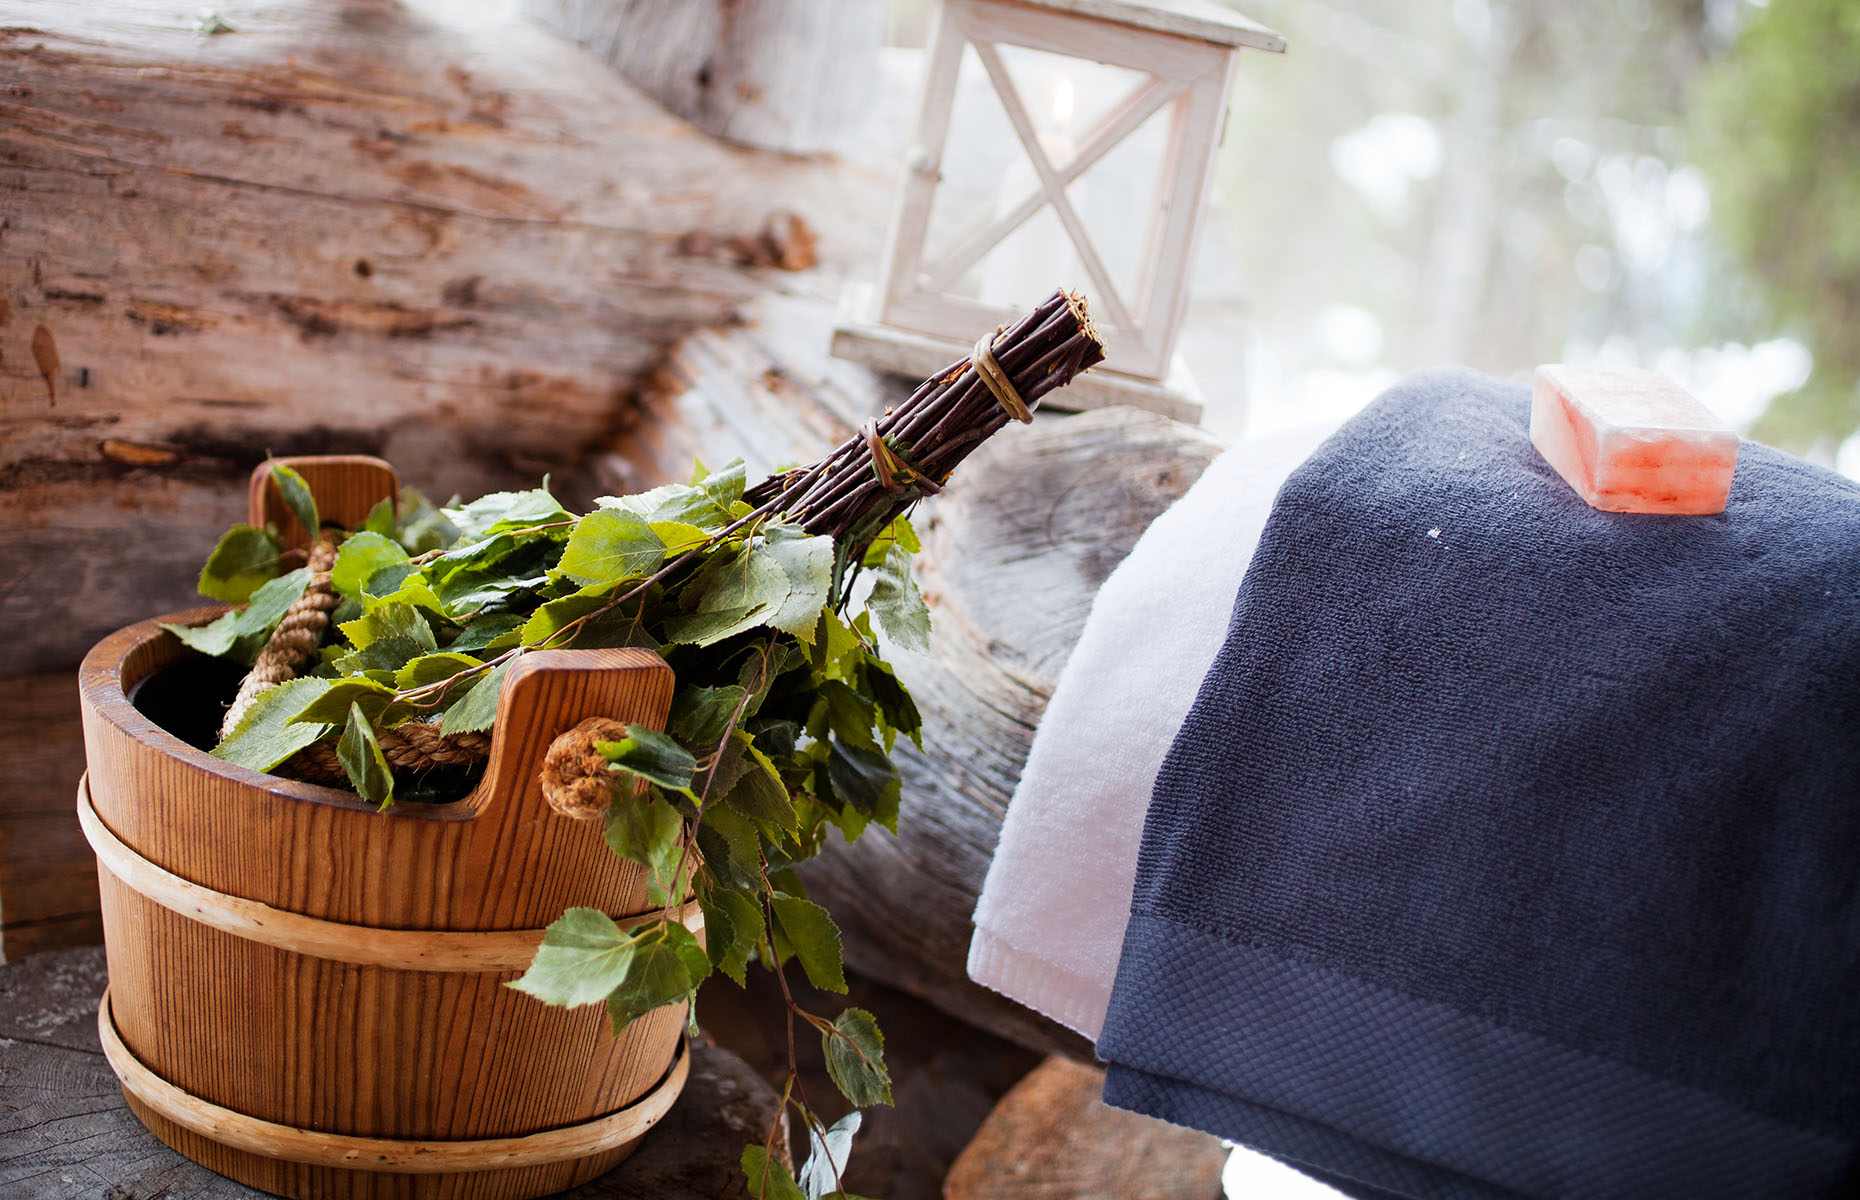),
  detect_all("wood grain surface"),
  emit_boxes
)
[943,1056,1227,1200]
[78,620,691,1197]
[248,456,401,550]
[0,0,887,677]
[0,674,98,961]
[0,946,786,1200]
